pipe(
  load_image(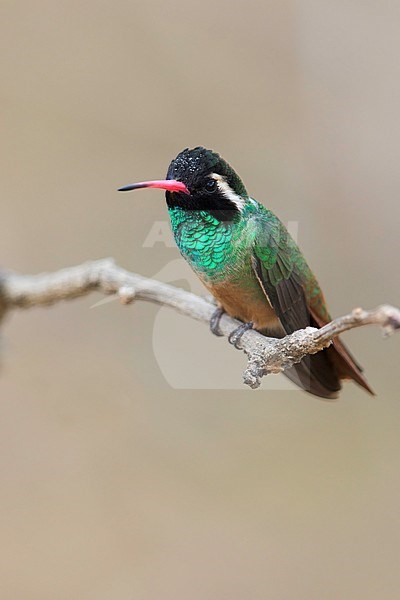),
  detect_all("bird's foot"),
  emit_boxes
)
[228,322,254,349]
[210,307,225,337]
